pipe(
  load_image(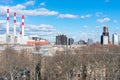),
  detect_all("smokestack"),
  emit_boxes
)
[20,23,22,35]
[6,9,9,35]
[14,12,16,36]
[21,15,24,37]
